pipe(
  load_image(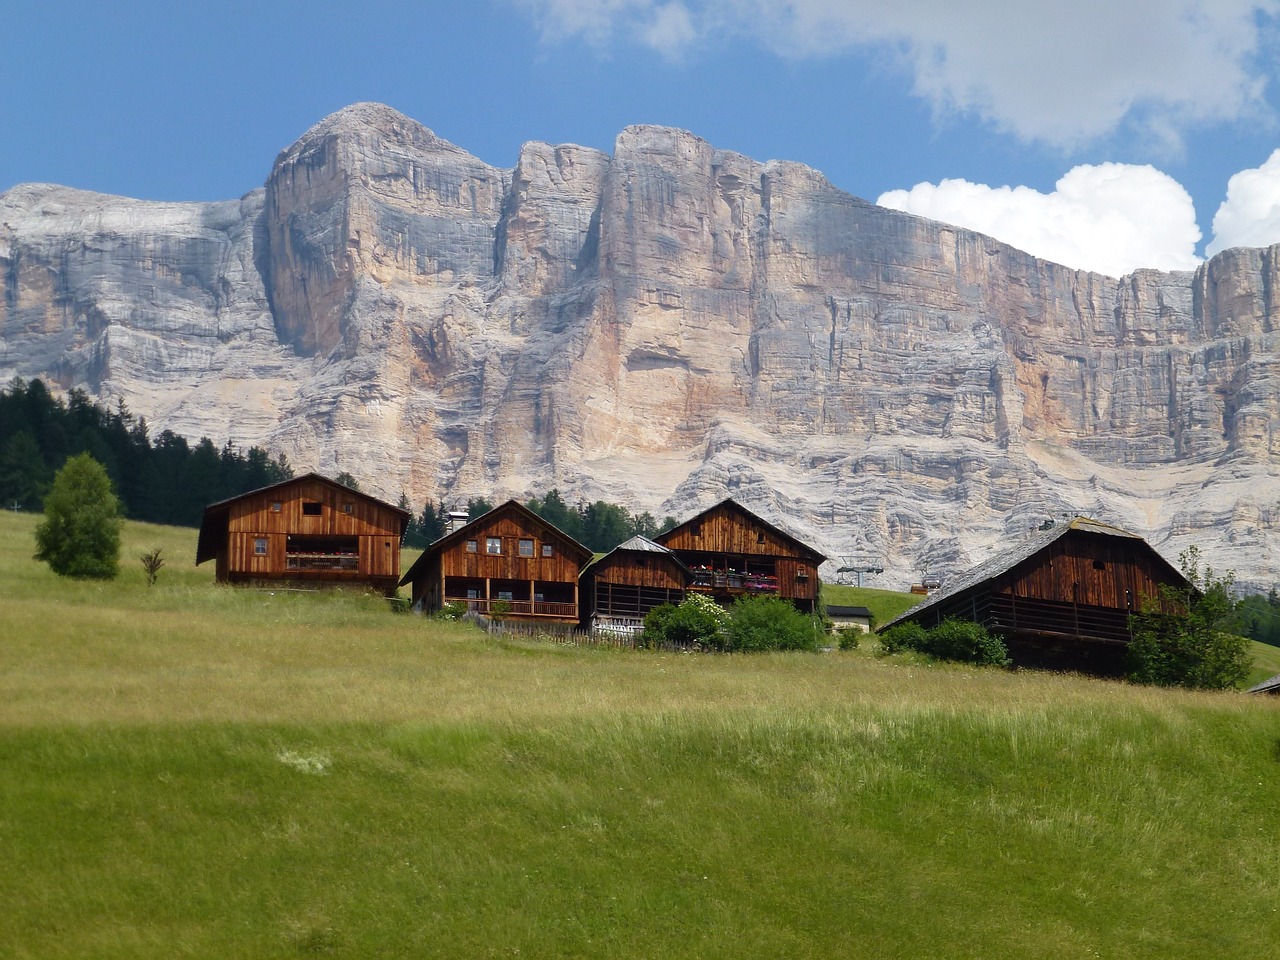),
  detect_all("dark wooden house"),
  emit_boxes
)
[399,500,593,623]
[195,473,410,595]
[879,517,1189,673]
[580,536,691,633]
[655,499,826,613]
